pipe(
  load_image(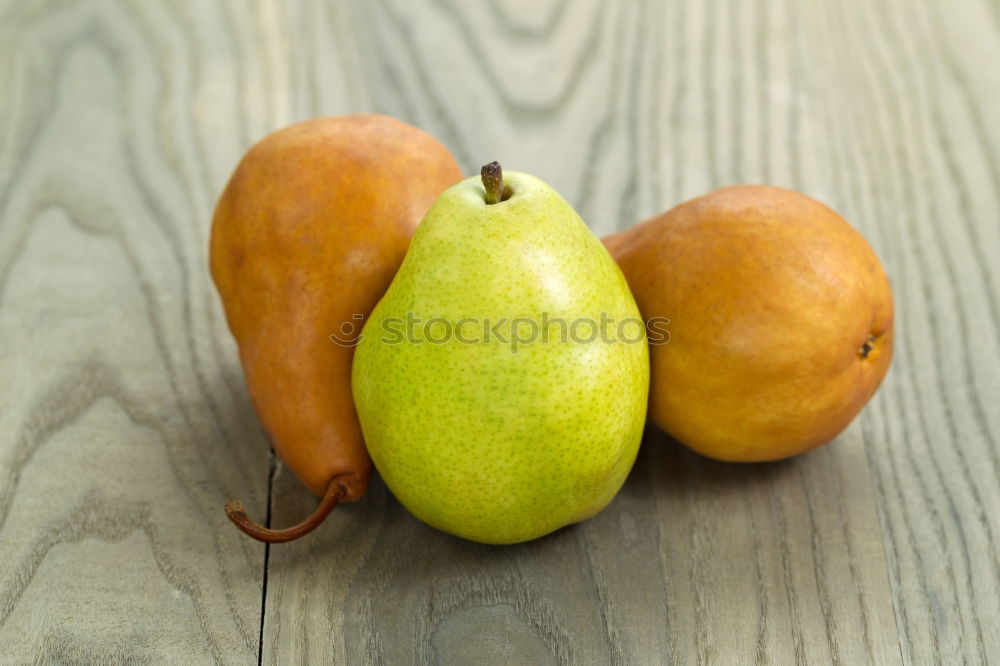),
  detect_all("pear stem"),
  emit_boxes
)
[481,161,504,205]
[224,476,345,543]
